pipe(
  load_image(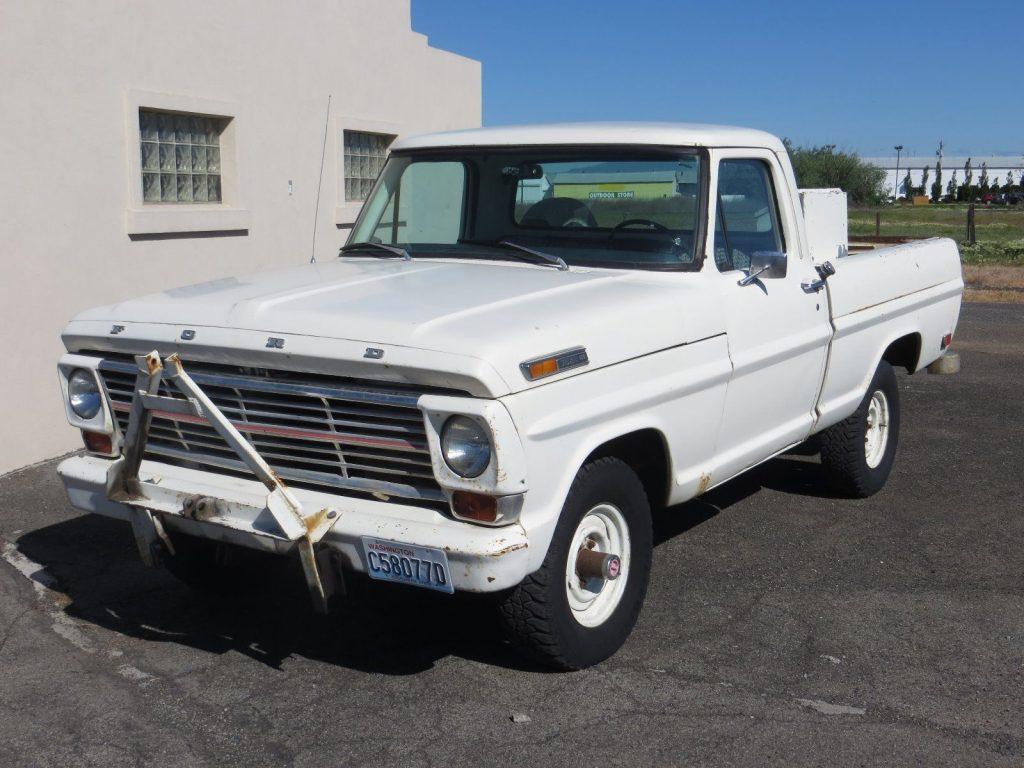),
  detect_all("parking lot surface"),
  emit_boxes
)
[1,302,1021,767]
